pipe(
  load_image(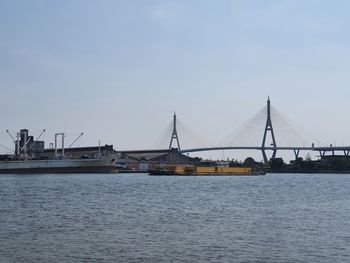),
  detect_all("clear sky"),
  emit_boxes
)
[1,0,350,160]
